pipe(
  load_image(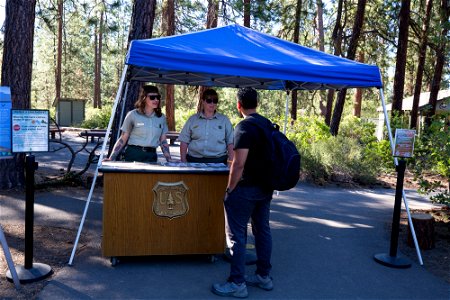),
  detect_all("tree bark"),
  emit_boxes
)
[197,0,218,112]
[330,0,366,135]
[94,16,98,108]
[163,0,175,131]
[290,0,302,120]
[407,213,435,250]
[325,0,343,126]
[110,0,156,152]
[0,0,37,189]
[94,7,104,109]
[56,0,63,108]
[425,0,448,126]
[410,0,433,129]
[243,0,250,27]
[390,0,411,117]
[353,52,364,118]
[316,0,326,117]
